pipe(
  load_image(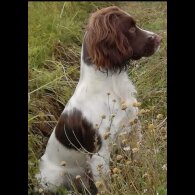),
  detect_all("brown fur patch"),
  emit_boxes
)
[55,108,102,153]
